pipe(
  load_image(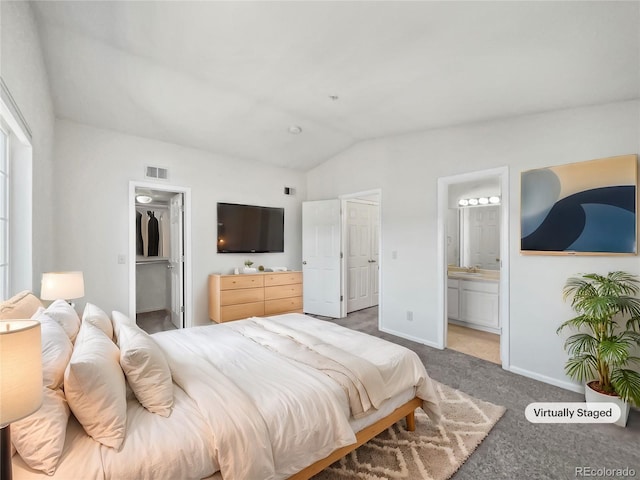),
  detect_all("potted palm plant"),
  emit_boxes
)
[557,271,640,427]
